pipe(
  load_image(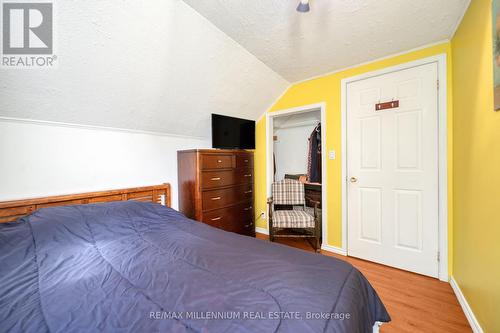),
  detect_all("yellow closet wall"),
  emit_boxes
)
[254,43,454,272]
[452,0,500,331]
